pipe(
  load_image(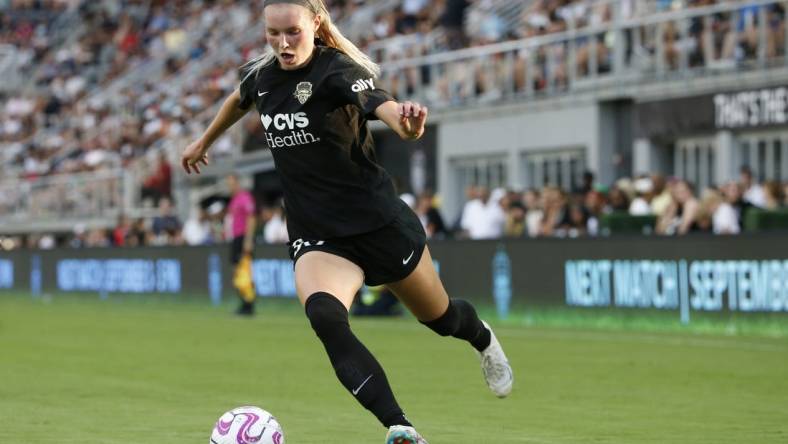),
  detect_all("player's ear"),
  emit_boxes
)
[313,13,321,33]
